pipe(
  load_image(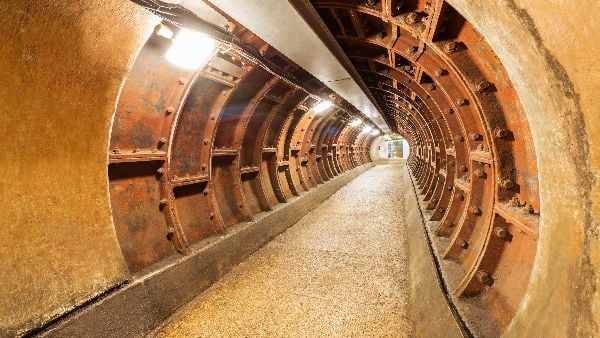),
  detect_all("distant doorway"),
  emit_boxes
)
[377,139,409,160]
